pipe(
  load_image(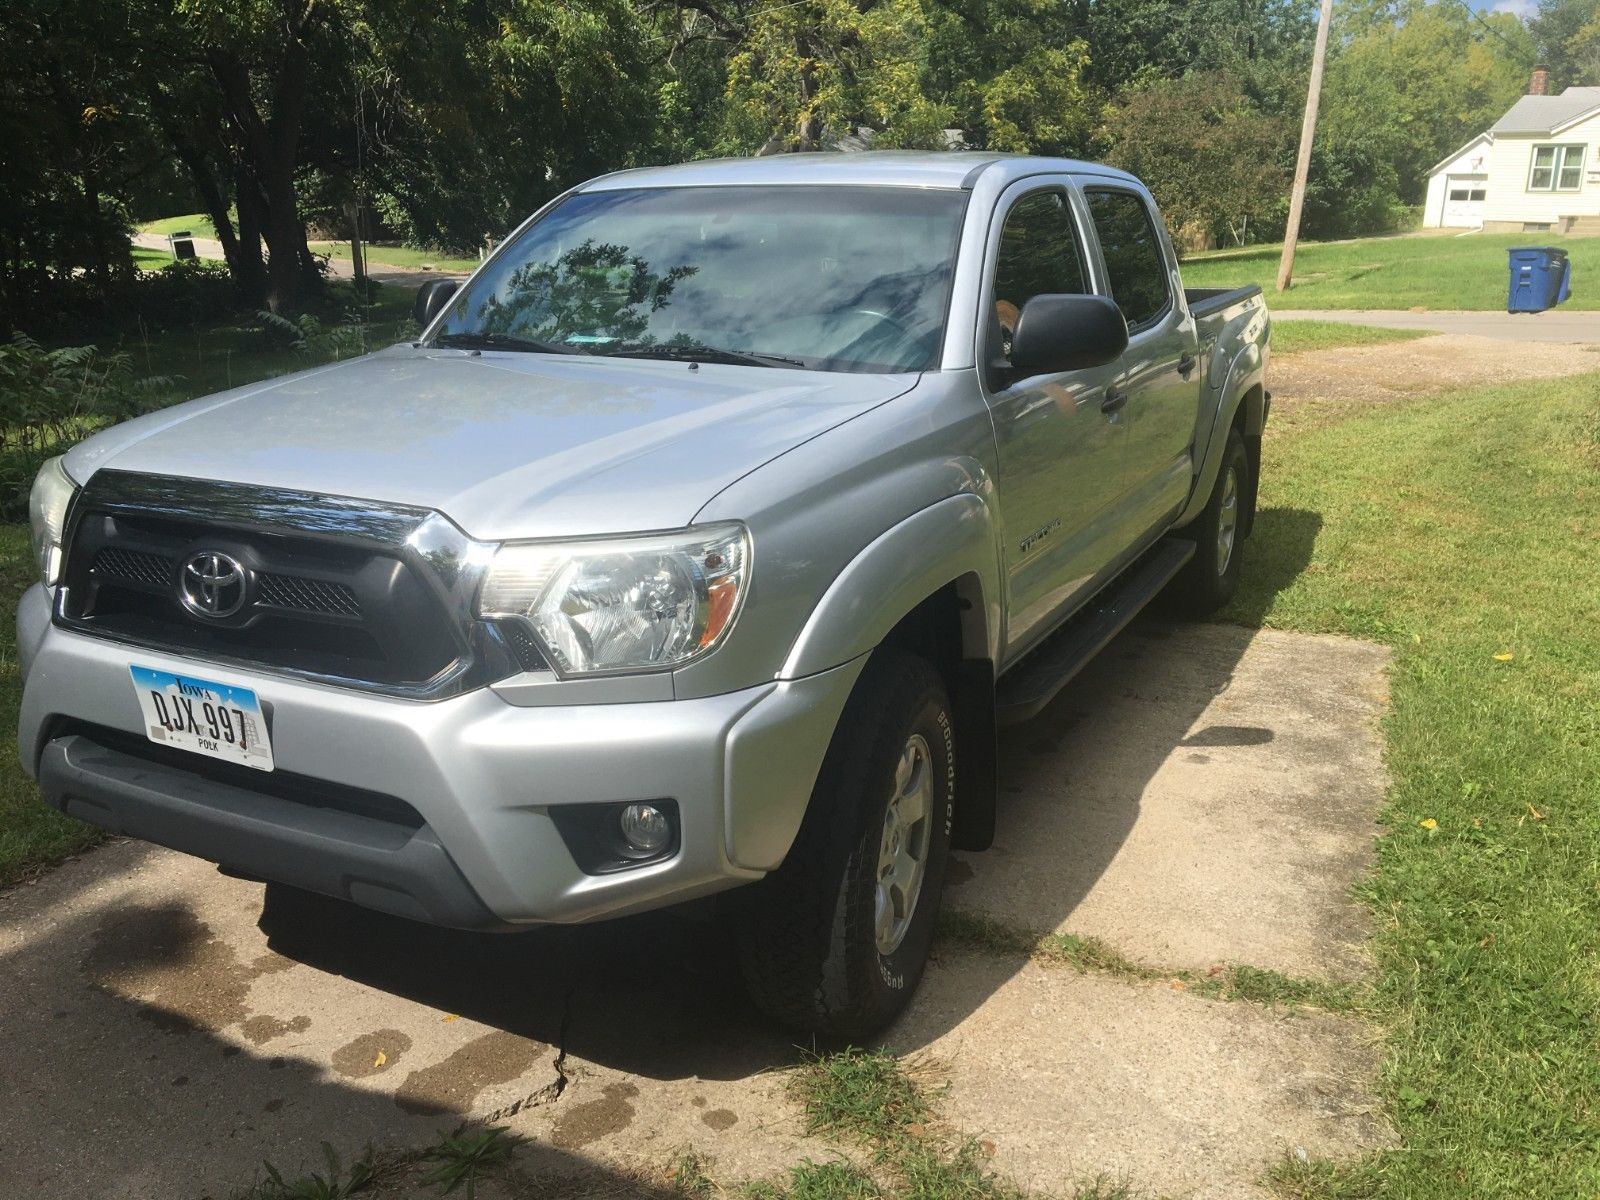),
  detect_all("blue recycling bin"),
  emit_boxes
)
[1507,246,1571,313]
